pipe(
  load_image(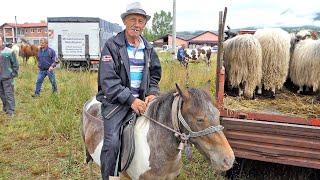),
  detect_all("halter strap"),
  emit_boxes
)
[171,93,181,132]
[171,94,224,141]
